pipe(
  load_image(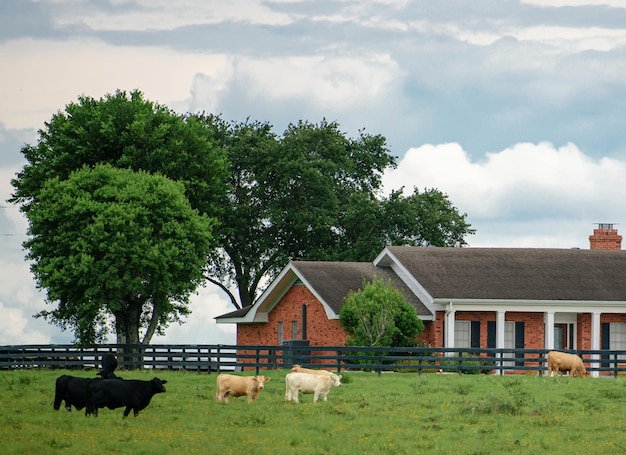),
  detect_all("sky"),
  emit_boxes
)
[1,0,625,346]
